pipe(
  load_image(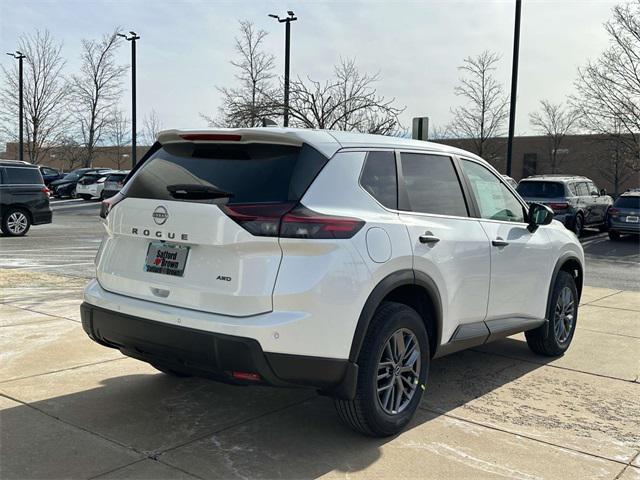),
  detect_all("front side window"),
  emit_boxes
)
[399,153,468,217]
[360,151,397,209]
[461,159,526,223]
[587,182,599,195]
